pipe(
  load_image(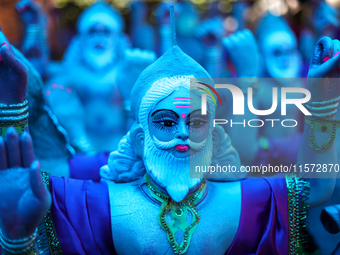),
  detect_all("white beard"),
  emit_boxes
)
[82,47,116,71]
[143,129,213,202]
